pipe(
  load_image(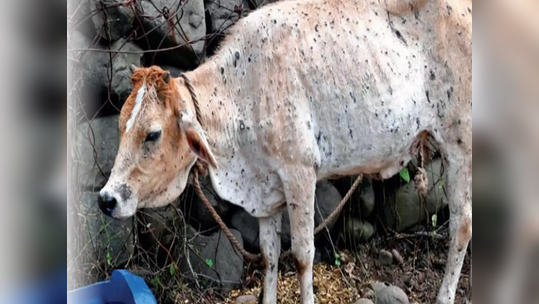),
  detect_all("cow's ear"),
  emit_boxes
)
[179,111,218,168]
